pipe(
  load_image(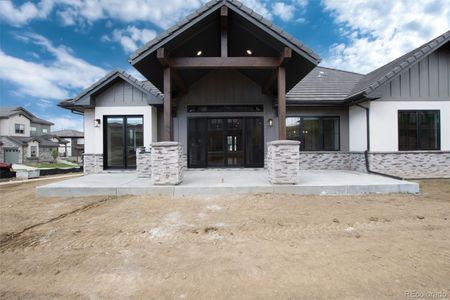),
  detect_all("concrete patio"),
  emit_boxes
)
[36,169,419,197]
